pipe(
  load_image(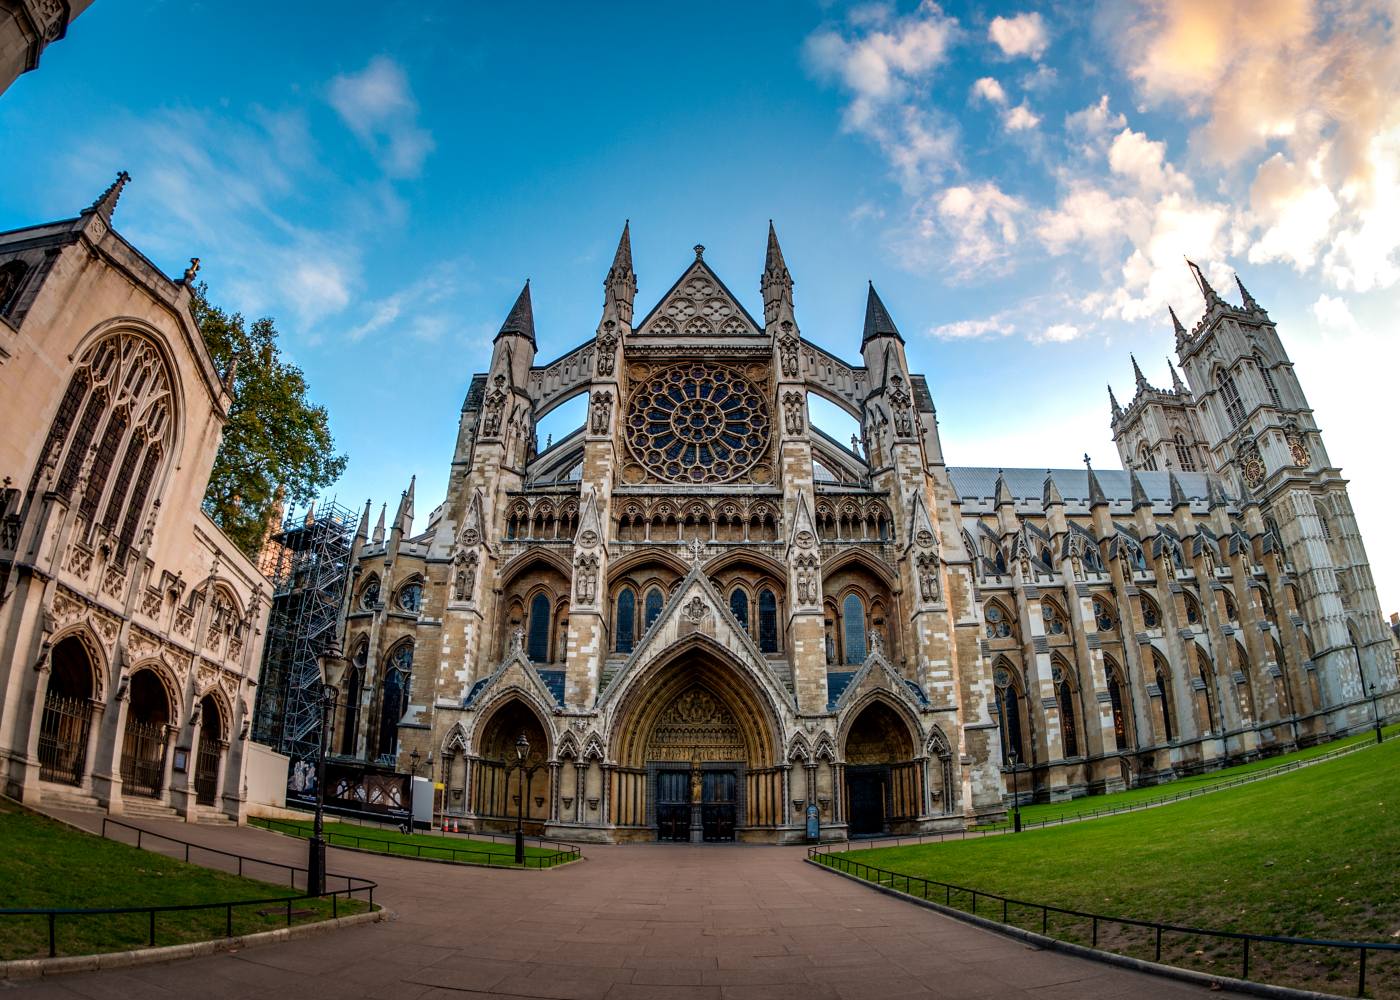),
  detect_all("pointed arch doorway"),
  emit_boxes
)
[611,642,782,843]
